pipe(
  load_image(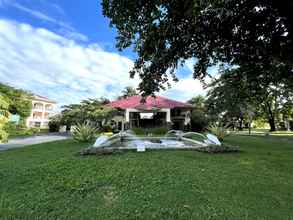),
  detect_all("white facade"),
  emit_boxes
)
[26,96,56,129]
